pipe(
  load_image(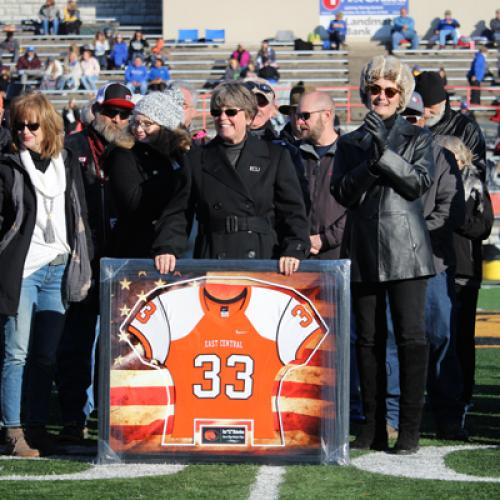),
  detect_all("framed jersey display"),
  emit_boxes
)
[98,259,350,465]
